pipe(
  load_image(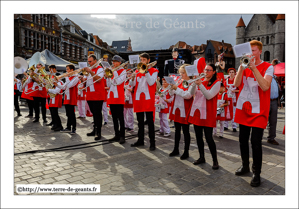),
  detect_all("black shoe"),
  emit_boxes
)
[109,136,120,142]
[46,122,53,126]
[180,152,189,160]
[18,113,22,116]
[169,150,180,157]
[193,158,206,165]
[53,126,63,132]
[219,136,223,139]
[170,125,175,128]
[95,135,102,141]
[119,137,126,144]
[233,128,237,132]
[33,119,39,123]
[43,119,48,123]
[60,128,71,133]
[131,141,144,147]
[149,146,156,151]
[235,165,250,176]
[103,122,107,125]
[51,125,57,130]
[26,114,33,117]
[224,127,228,131]
[212,161,219,170]
[70,129,76,135]
[87,131,95,136]
[250,174,261,187]
[267,139,279,145]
